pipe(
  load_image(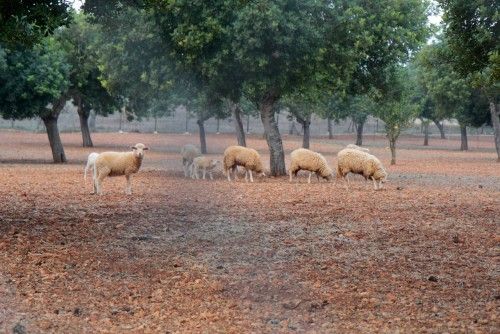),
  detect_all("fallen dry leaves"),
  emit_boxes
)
[0,131,499,333]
